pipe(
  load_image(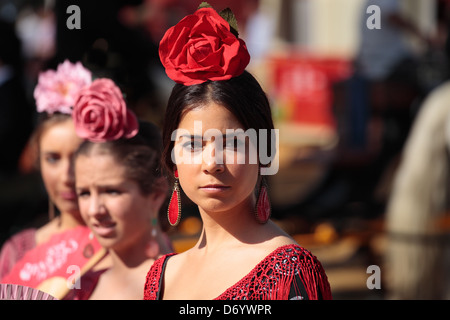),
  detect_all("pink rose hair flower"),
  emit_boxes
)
[34,60,92,114]
[73,78,139,142]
